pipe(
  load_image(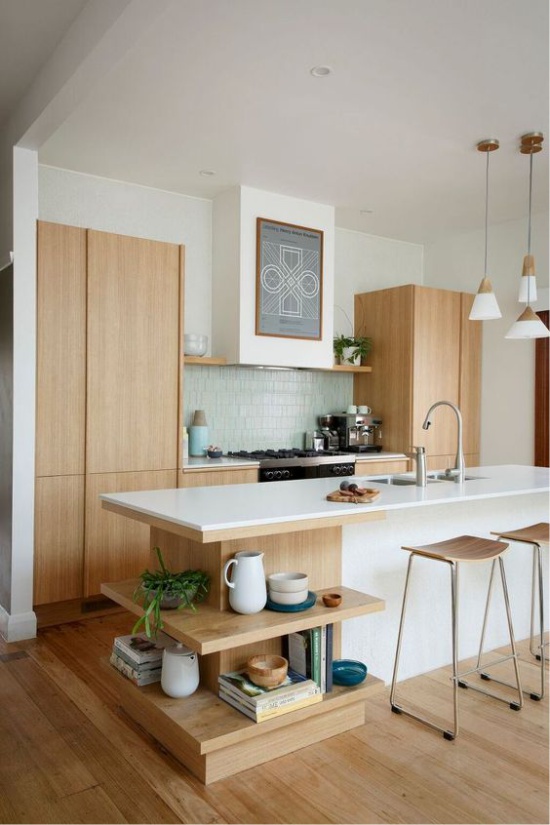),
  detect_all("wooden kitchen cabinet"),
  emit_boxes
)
[34,221,185,606]
[86,230,182,474]
[35,221,87,477]
[179,467,259,487]
[354,285,481,467]
[84,470,177,596]
[34,475,85,604]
